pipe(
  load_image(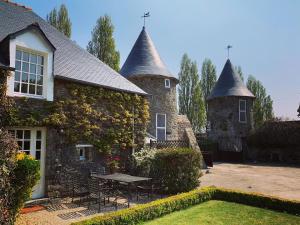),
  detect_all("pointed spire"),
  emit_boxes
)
[207,59,254,100]
[120,27,175,79]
